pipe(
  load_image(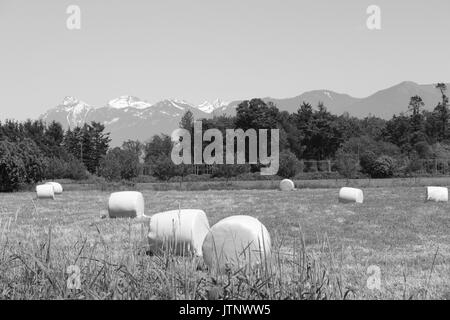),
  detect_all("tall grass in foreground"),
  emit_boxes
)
[0,215,354,300]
